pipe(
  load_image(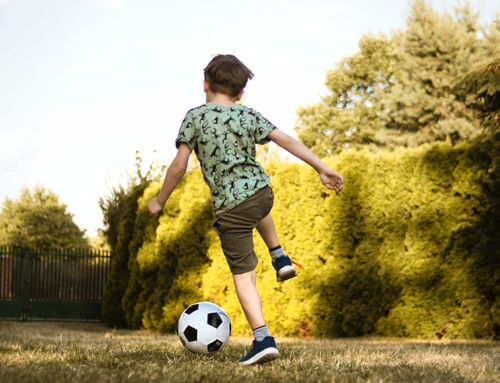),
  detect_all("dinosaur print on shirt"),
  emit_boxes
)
[175,102,276,214]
